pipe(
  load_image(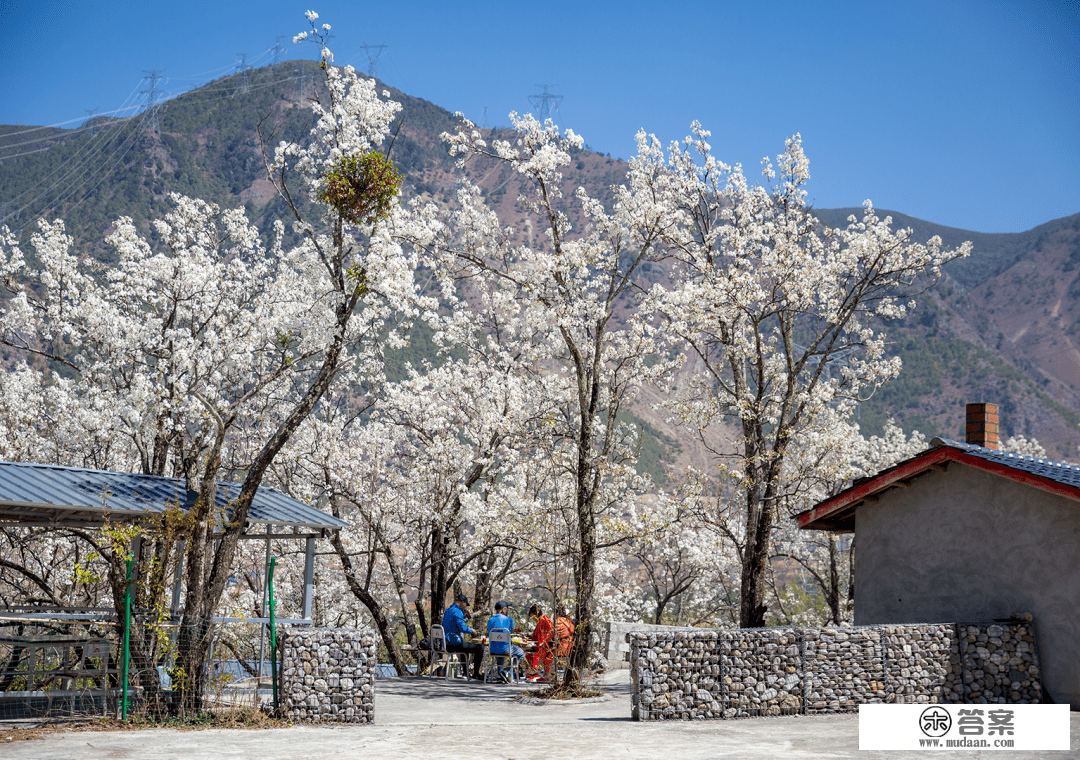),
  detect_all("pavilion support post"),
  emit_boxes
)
[257,530,271,692]
[170,540,186,615]
[302,536,316,621]
[129,536,143,584]
[168,539,186,674]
